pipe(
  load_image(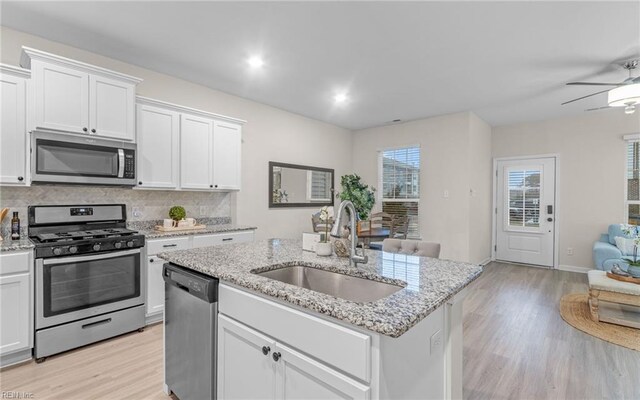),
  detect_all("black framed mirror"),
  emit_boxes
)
[269,162,334,208]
